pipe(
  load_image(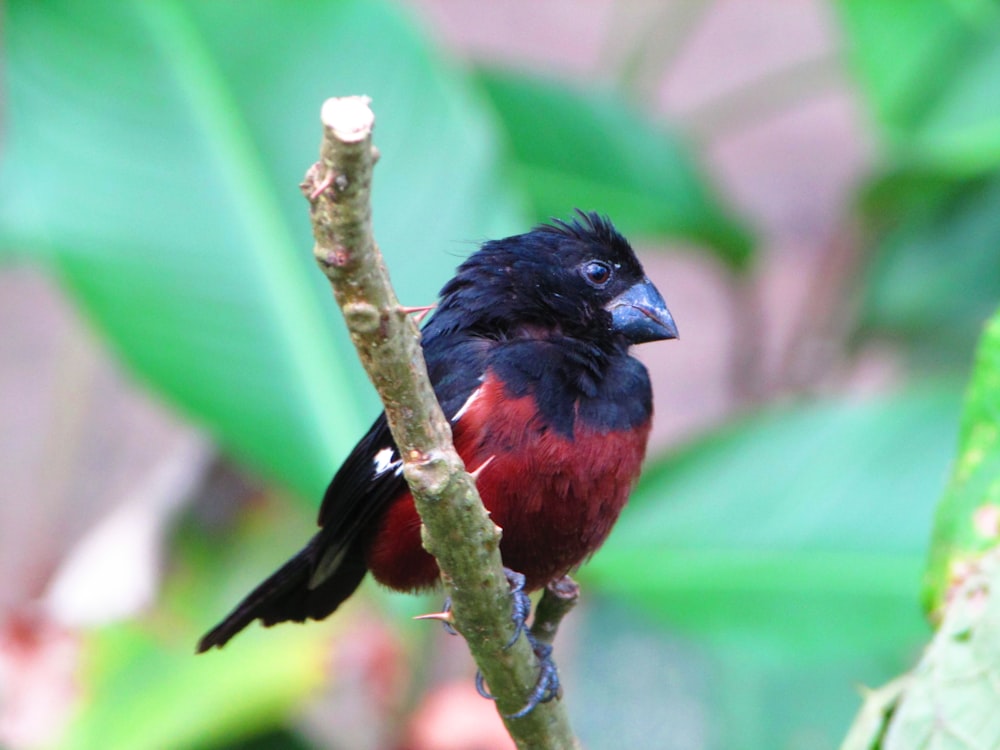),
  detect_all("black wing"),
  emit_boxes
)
[197,332,490,651]
[197,415,405,651]
[314,331,492,539]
